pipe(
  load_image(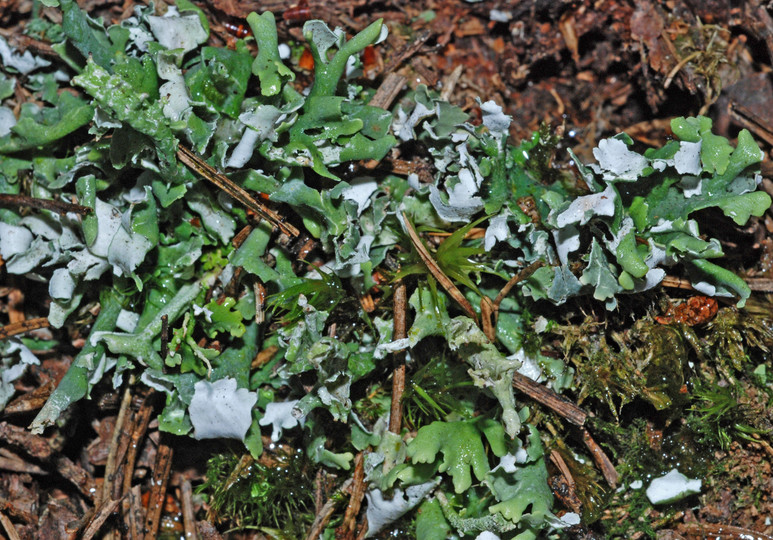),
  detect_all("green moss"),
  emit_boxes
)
[197,449,315,534]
